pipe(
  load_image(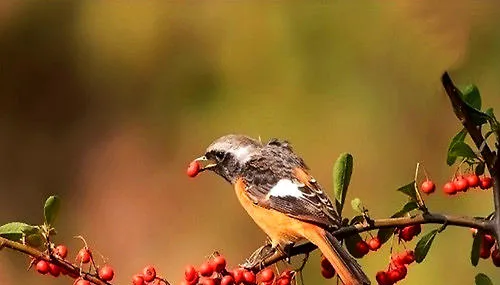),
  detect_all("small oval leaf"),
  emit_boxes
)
[333,153,353,215]
[475,273,493,285]
[471,231,483,266]
[414,229,439,263]
[44,195,61,226]
[397,181,418,201]
[0,222,36,241]
[377,227,396,245]
[350,198,363,213]
[462,84,481,110]
[447,128,467,166]
[448,142,477,161]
